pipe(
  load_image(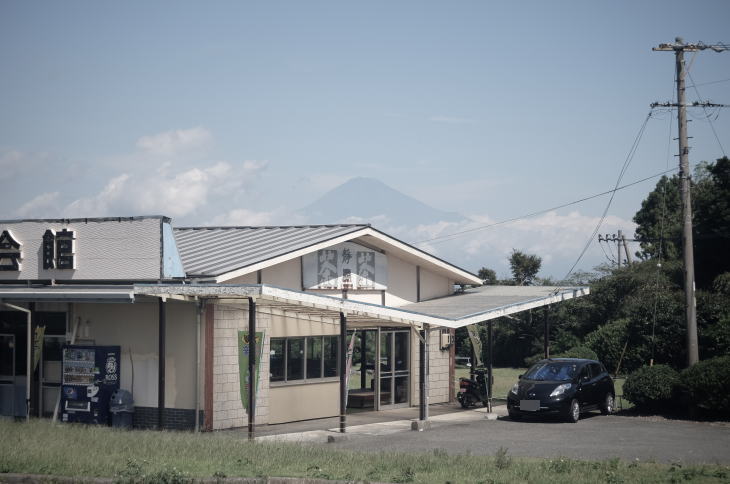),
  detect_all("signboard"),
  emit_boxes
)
[302,242,388,290]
